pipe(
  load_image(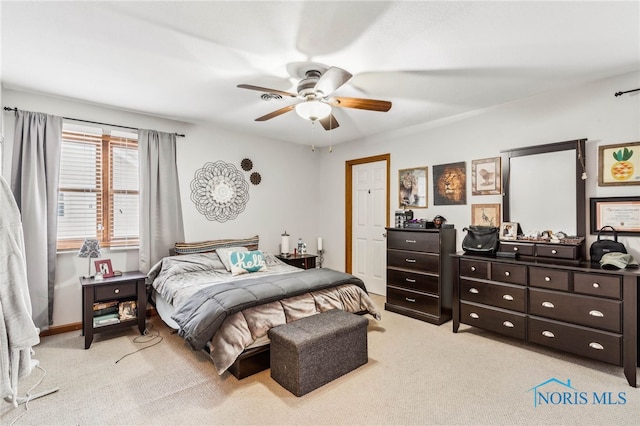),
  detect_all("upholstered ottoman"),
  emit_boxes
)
[268,309,368,396]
